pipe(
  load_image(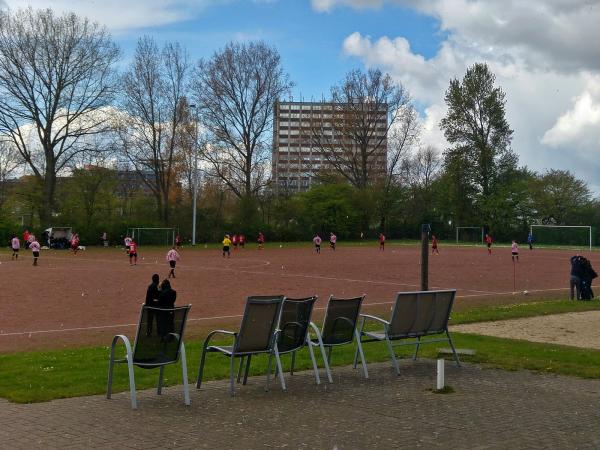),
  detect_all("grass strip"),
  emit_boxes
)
[2,298,600,404]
